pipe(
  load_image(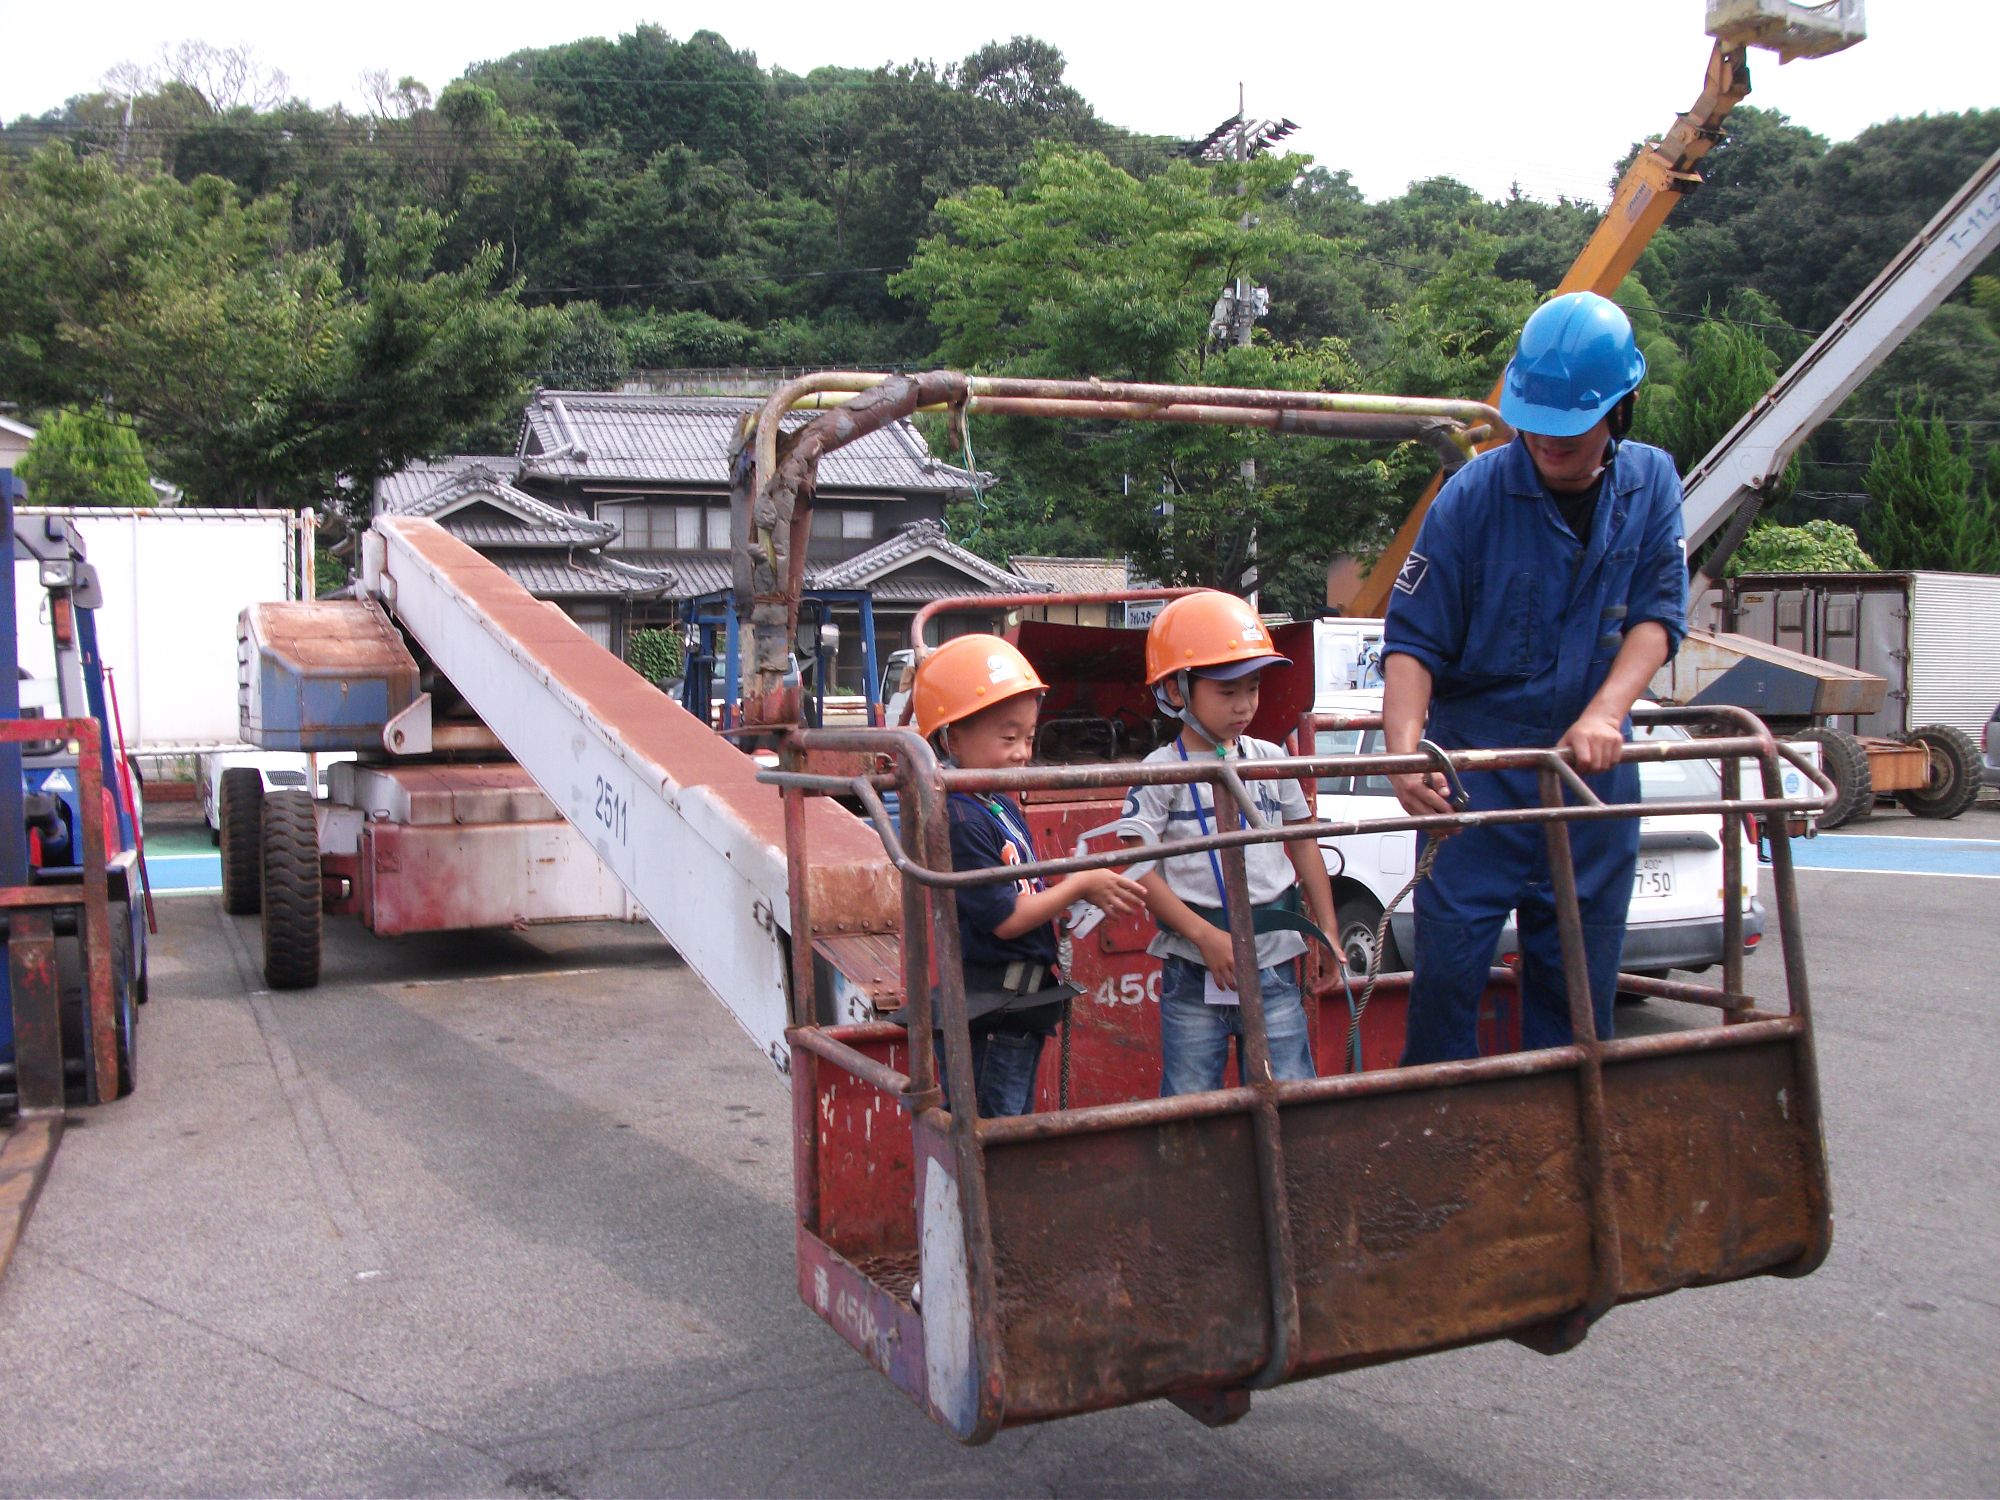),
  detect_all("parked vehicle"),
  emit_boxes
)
[197,749,353,845]
[1312,689,1762,981]
[13,507,313,757]
[1686,570,2000,826]
[2,491,149,1117]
